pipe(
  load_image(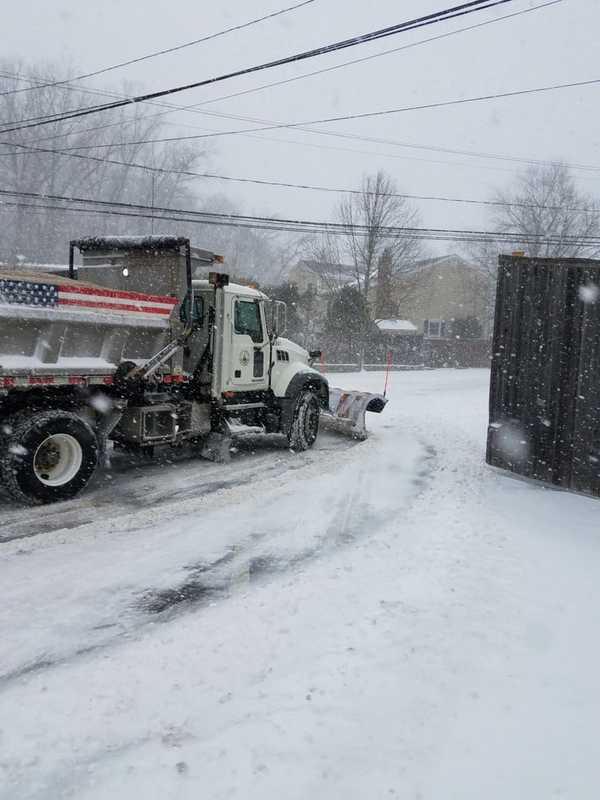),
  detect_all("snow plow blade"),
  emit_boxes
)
[321,387,387,441]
